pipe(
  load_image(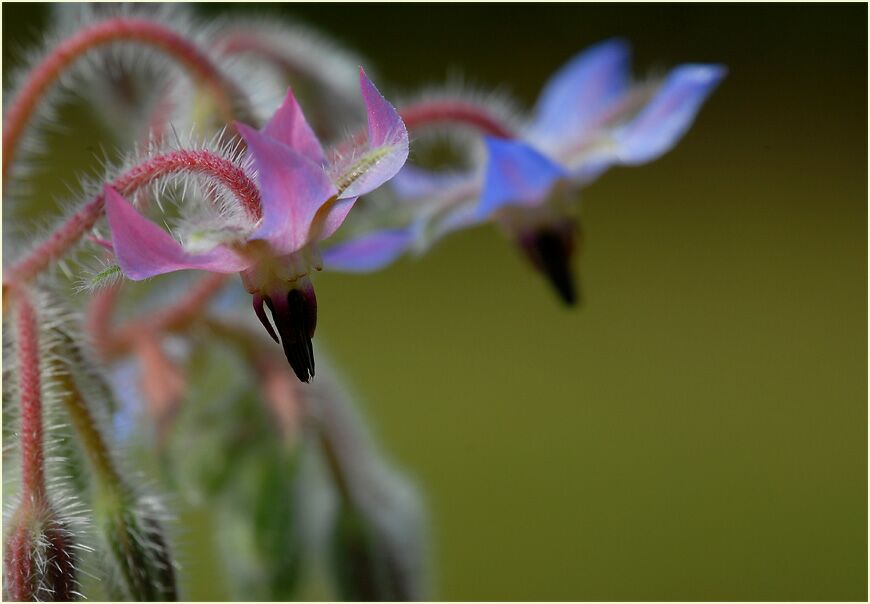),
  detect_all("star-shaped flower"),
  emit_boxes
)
[324,40,724,304]
[106,69,409,381]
